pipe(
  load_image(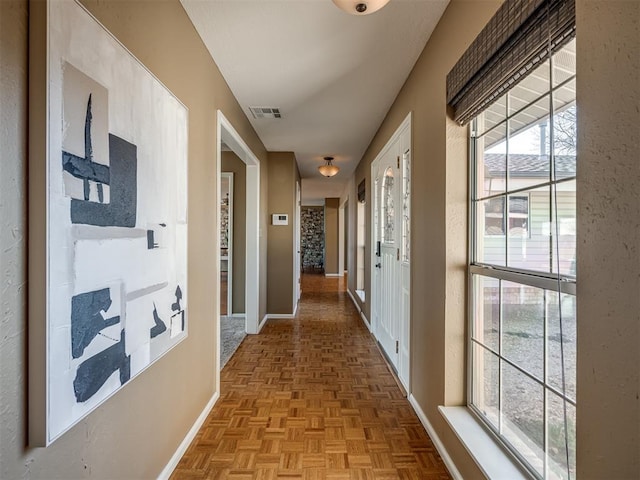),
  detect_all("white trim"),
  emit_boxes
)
[157,392,220,480]
[408,395,462,480]
[325,273,343,277]
[439,406,528,480]
[228,313,246,319]
[257,315,269,332]
[347,289,372,332]
[262,313,296,320]
[347,288,360,311]
[338,203,345,278]
[294,181,302,306]
[359,311,370,331]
